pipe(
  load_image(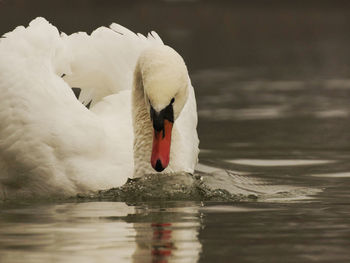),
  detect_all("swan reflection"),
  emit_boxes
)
[128,203,202,263]
[0,202,202,263]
